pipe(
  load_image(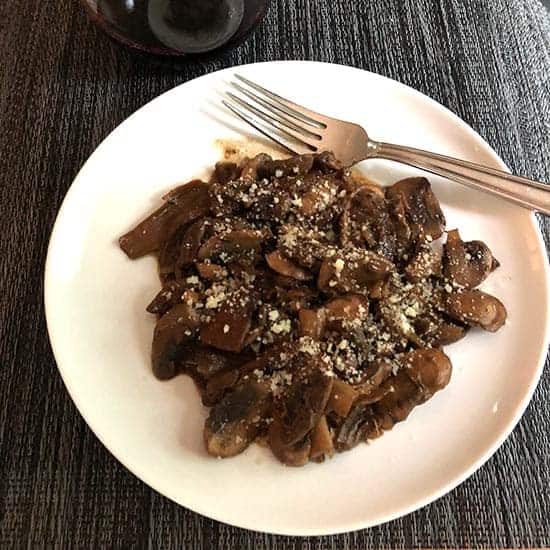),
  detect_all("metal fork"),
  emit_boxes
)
[223,75,550,215]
